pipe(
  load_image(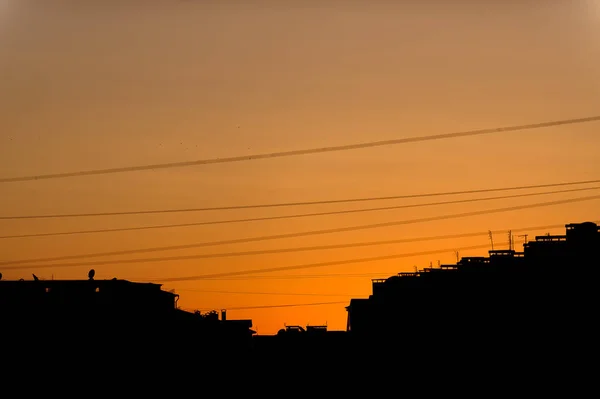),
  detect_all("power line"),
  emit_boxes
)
[156,239,525,283]
[222,301,348,310]
[184,301,348,311]
[3,177,600,219]
[3,186,597,240]
[0,234,492,270]
[1,194,597,267]
[173,289,355,297]
[182,273,404,281]
[2,115,599,183]
[4,221,591,270]
[147,243,501,282]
